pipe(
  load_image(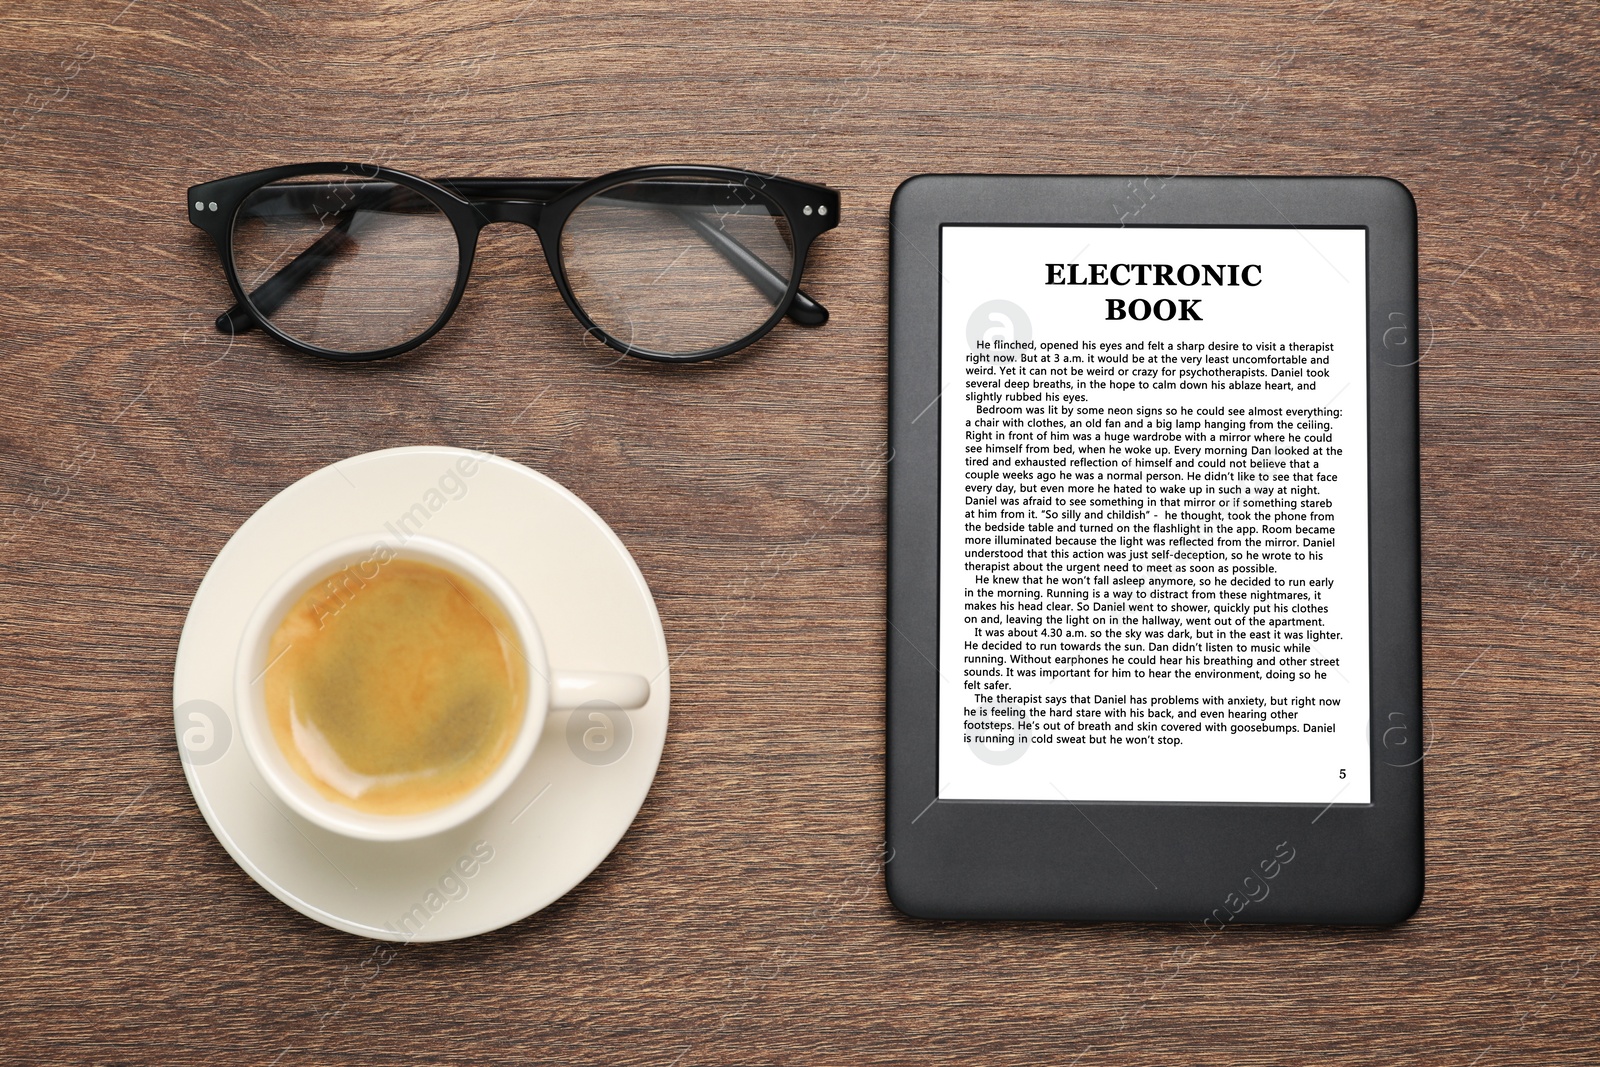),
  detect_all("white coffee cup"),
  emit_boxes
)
[234,534,650,841]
